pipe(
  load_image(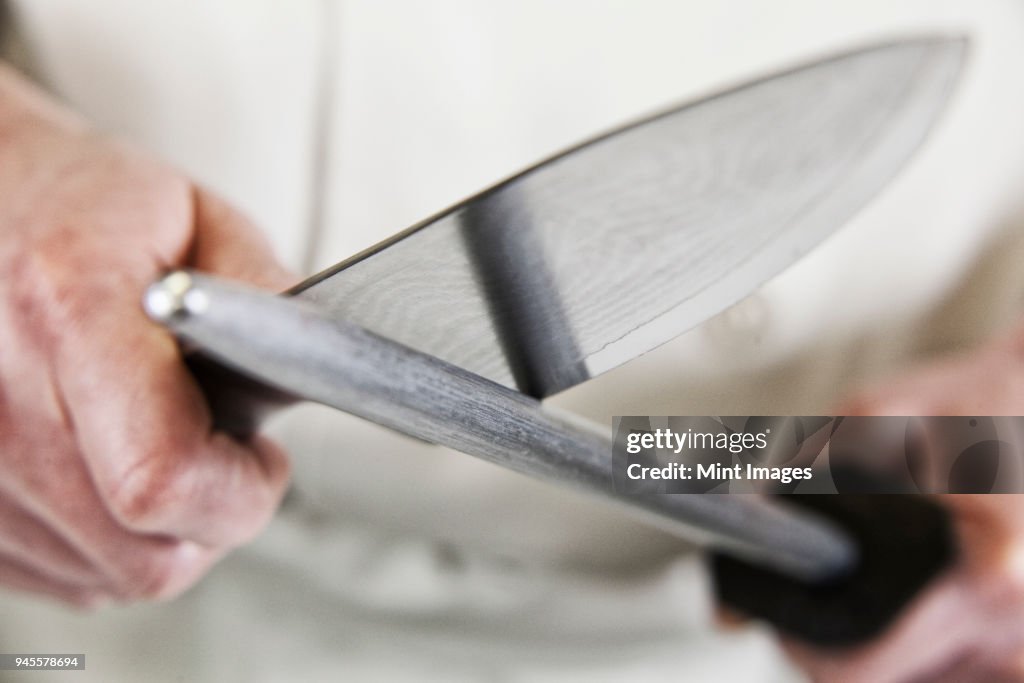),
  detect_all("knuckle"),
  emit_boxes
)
[980,539,1024,607]
[120,543,198,601]
[5,238,90,338]
[252,436,292,489]
[6,243,59,310]
[835,393,884,417]
[105,453,183,533]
